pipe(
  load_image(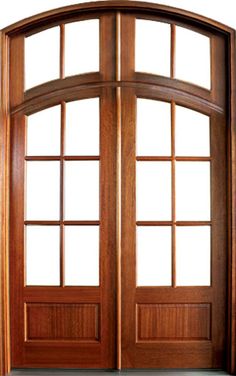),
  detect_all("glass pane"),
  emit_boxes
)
[176,226,211,286]
[26,226,60,286]
[176,162,211,221]
[137,226,171,286]
[27,106,61,156]
[25,27,60,90]
[65,98,99,155]
[26,161,60,220]
[135,19,170,76]
[175,26,211,89]
[175,106,210,157]
[137,99,171,156]
[65,19,99,76]
[64,161,99,220]
[65,226,99,286]
[136,162,171,220]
